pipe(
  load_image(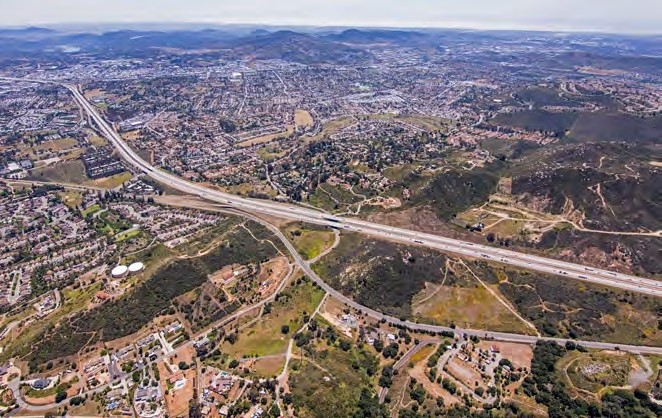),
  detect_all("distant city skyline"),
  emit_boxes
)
[2,0,662,34]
